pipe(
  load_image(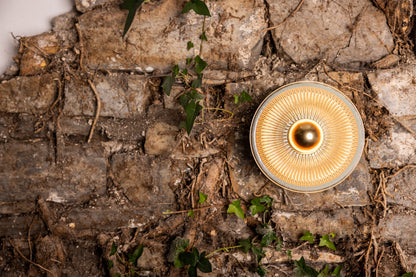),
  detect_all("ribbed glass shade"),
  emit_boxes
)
[250,82,365,193]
